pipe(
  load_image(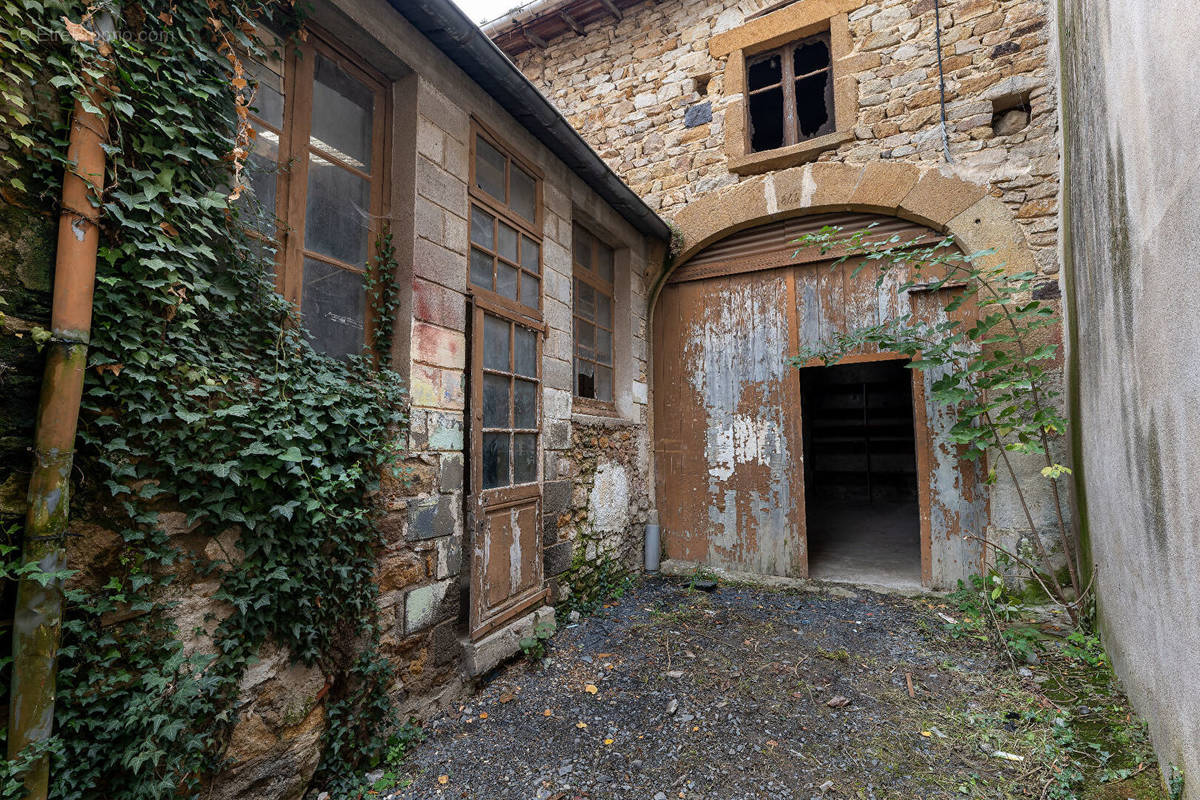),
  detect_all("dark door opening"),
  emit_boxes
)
[800,360,922,587]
